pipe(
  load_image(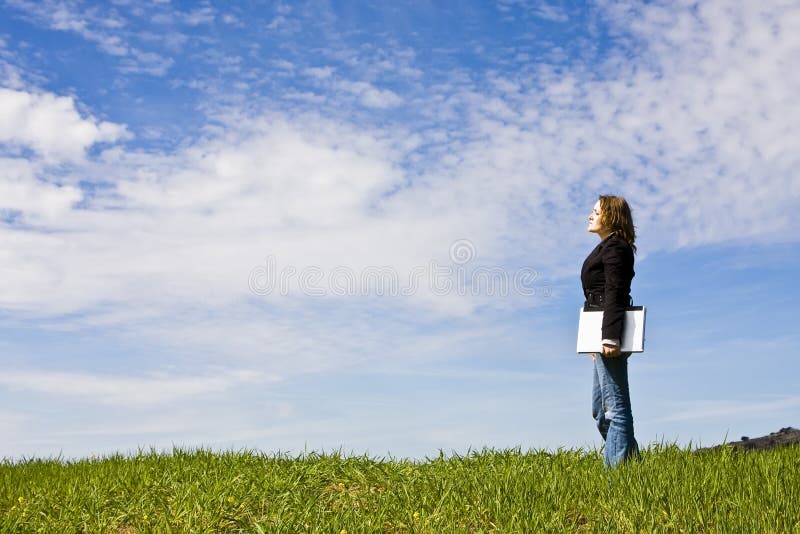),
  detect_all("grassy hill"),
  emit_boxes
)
[2,444,798,532]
